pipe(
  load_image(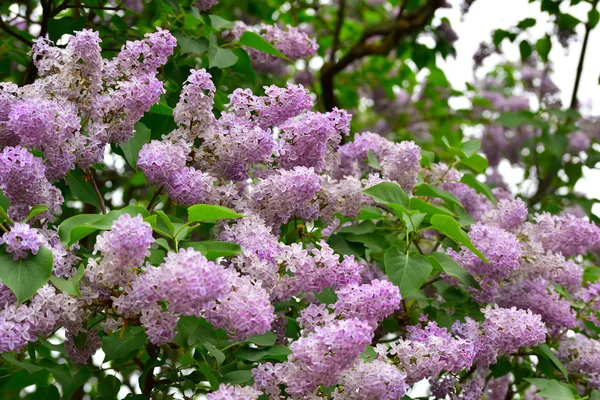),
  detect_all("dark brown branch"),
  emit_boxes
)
[85,169,107,214]
[0,18,33,46]
[319,0,445,111]
[570,0,598,109]
[330,0,346,62]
